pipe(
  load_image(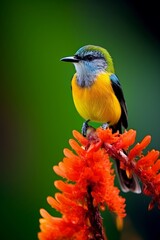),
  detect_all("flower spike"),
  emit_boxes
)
[38,127,160,240]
